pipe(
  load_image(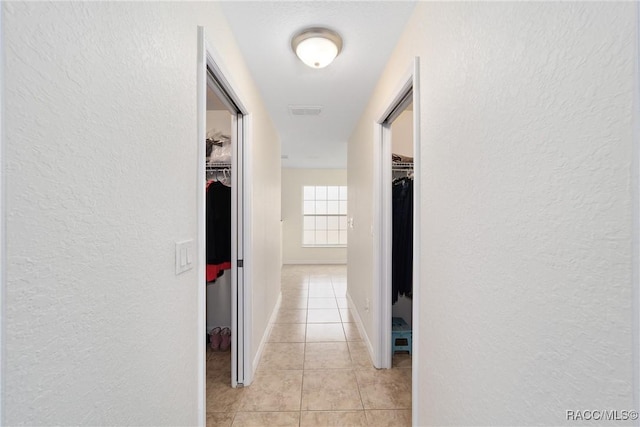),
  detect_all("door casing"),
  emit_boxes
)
[372,56,421,426]
[197,26,254,426]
